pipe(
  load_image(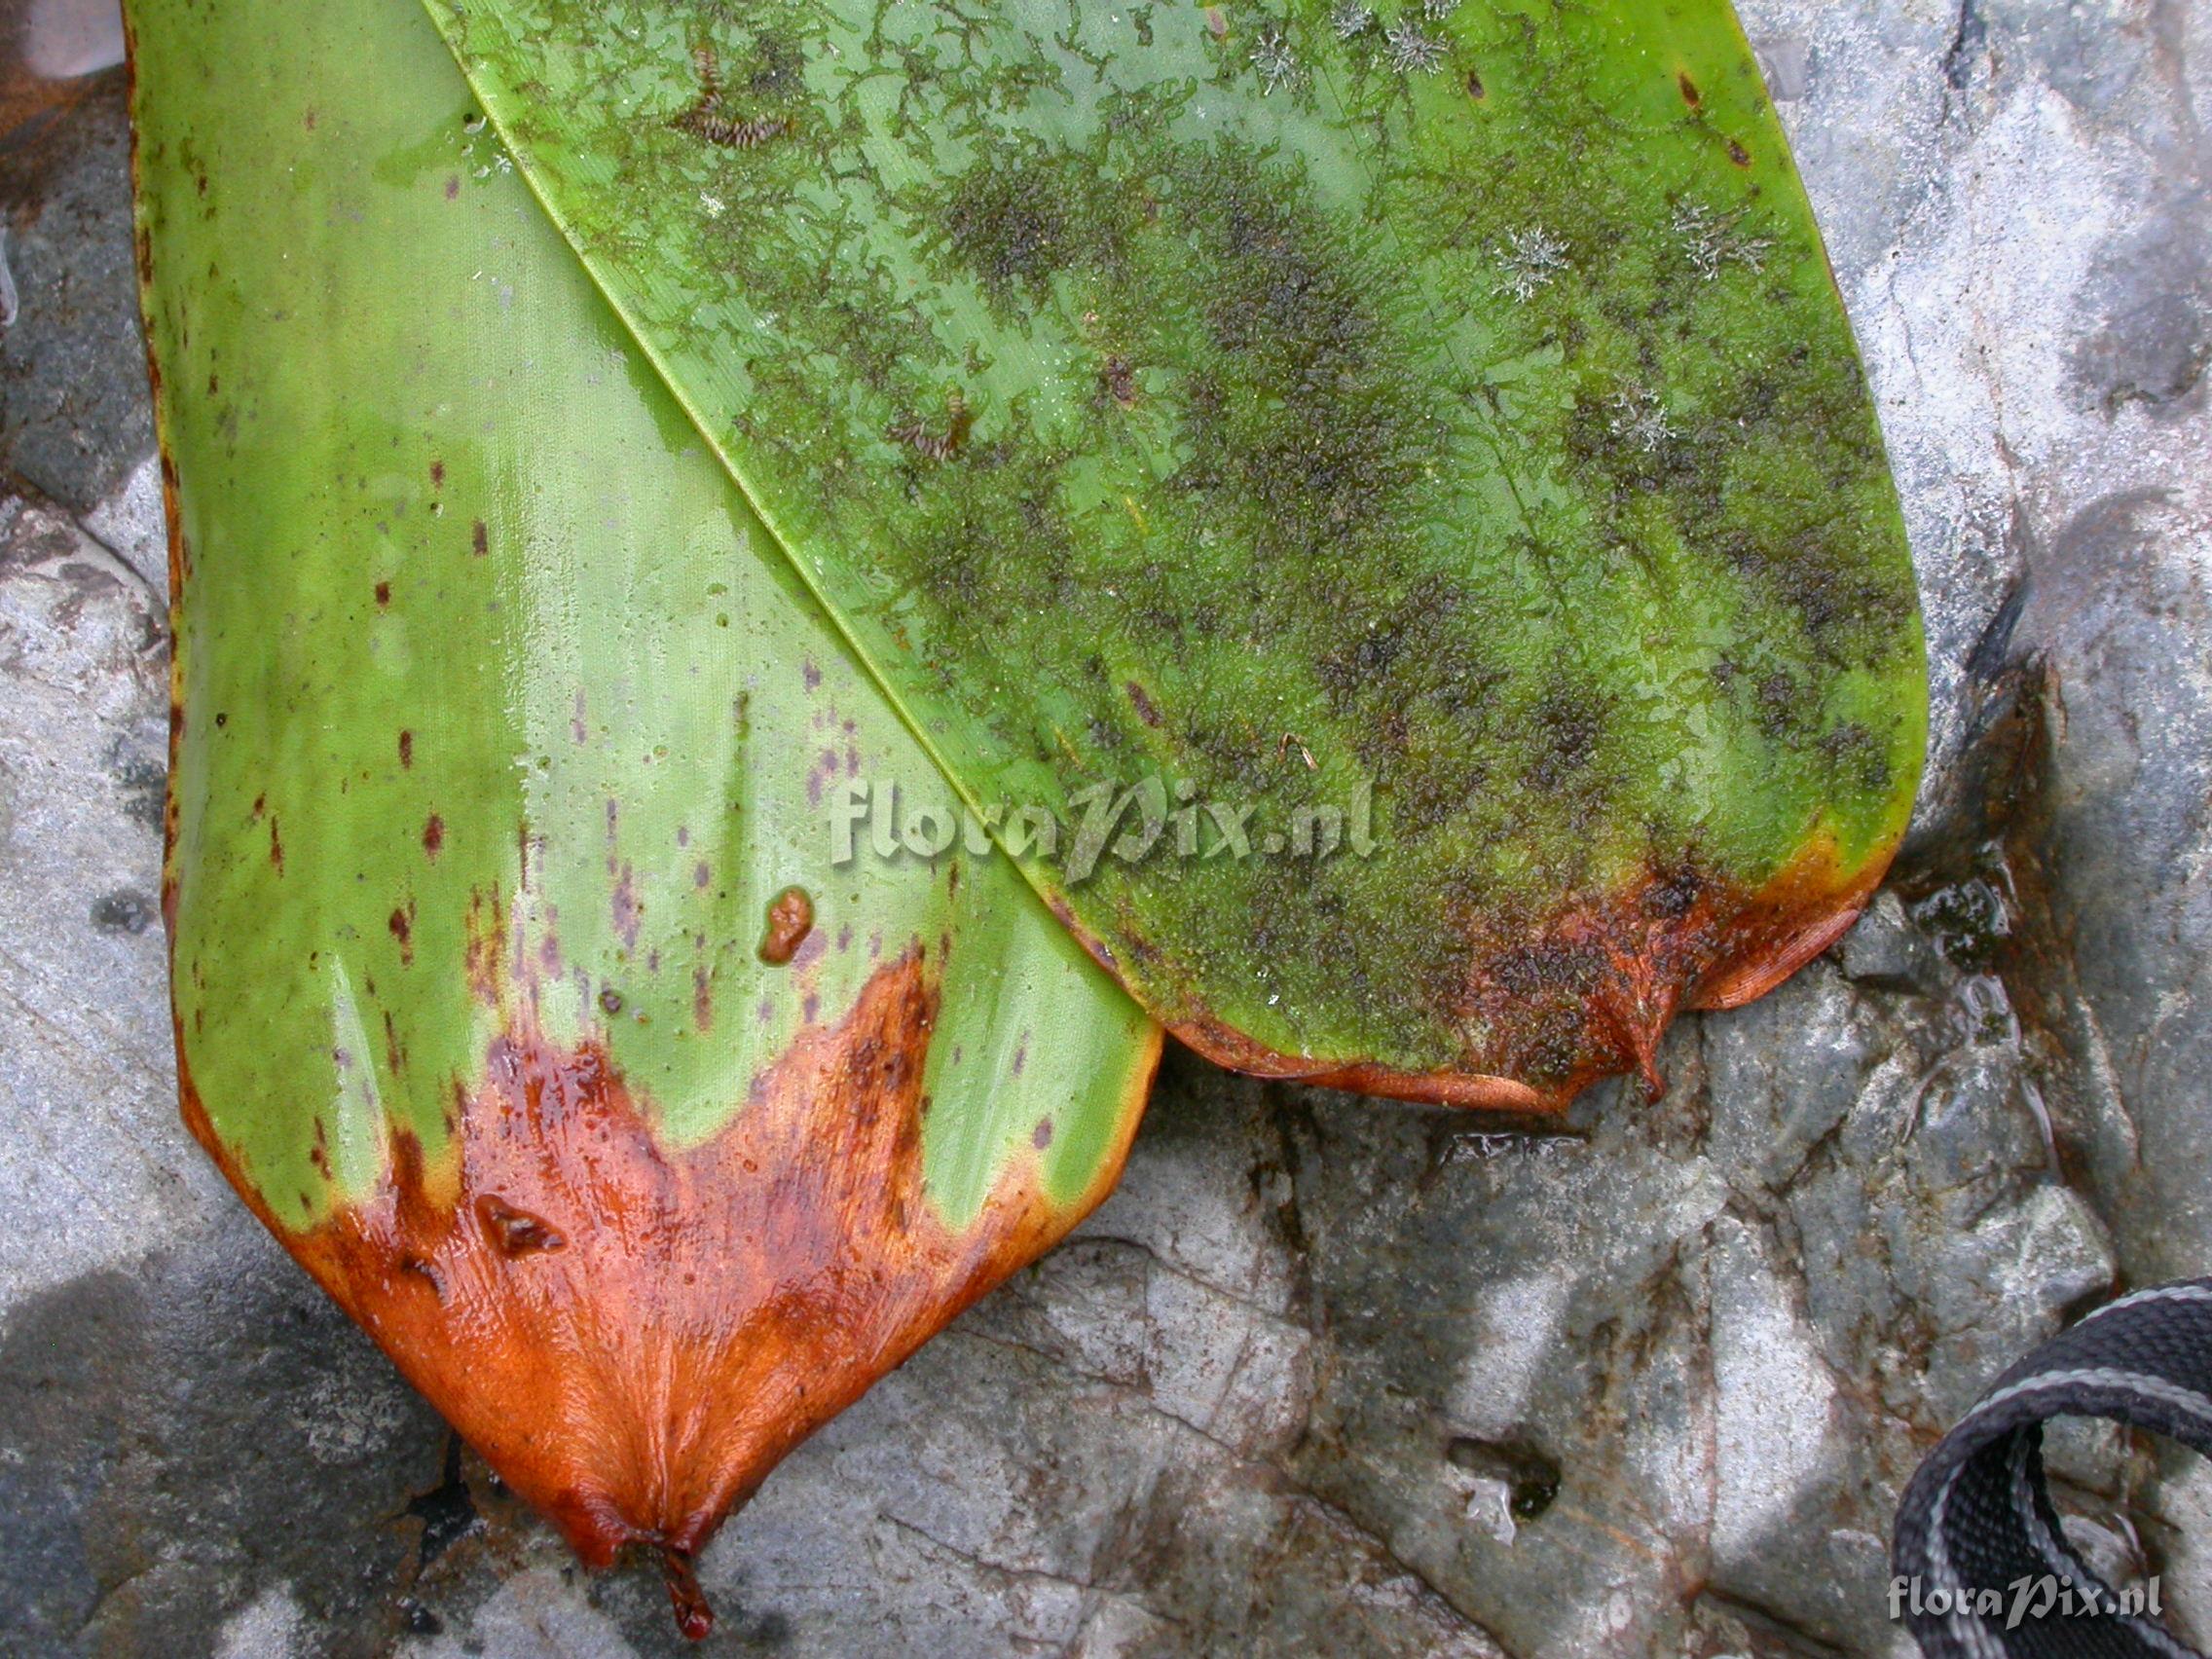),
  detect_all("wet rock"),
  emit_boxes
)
[0,72,150,511]
[2070,210,2212,418]
[1839,890,1945,996]
[0,1231,447,1656]
[79,451,169,604]
[0,492,210,1309]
